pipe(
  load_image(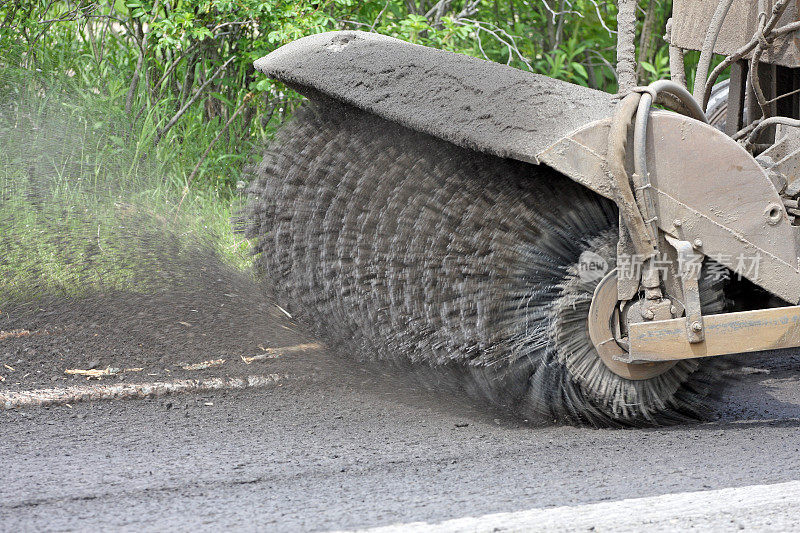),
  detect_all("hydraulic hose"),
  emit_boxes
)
[607,92,656,258]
